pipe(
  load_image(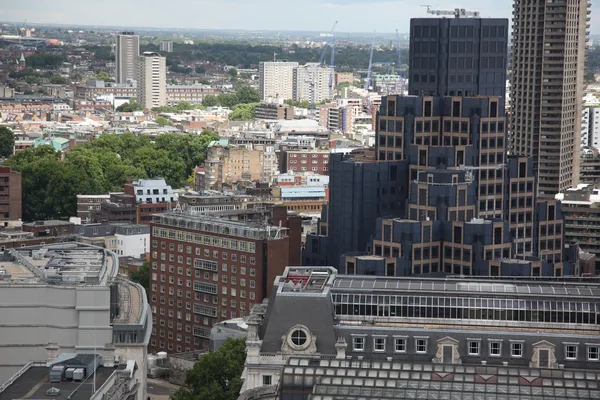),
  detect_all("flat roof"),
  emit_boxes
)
[7,243,118,286]
[0,365,122,400]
